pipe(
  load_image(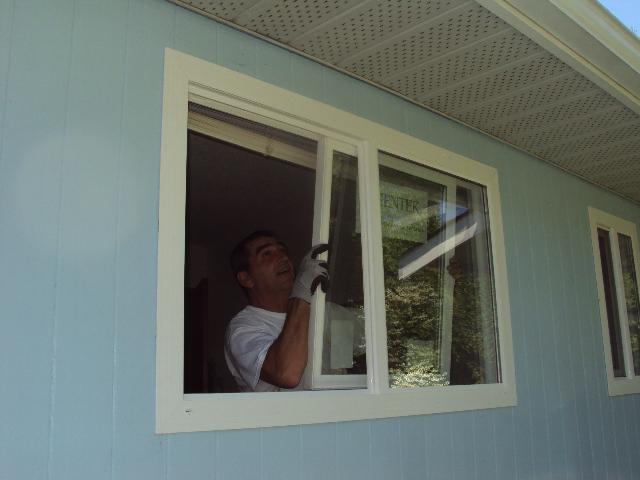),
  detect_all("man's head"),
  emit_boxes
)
[230,230,295,304]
